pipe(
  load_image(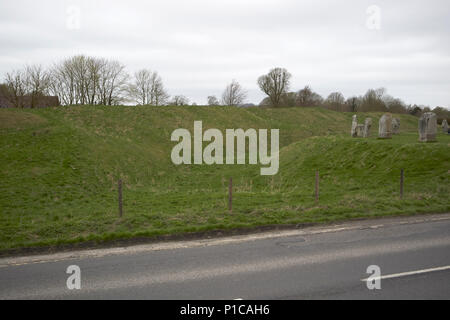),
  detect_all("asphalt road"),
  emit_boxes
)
[1,213,449,300]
